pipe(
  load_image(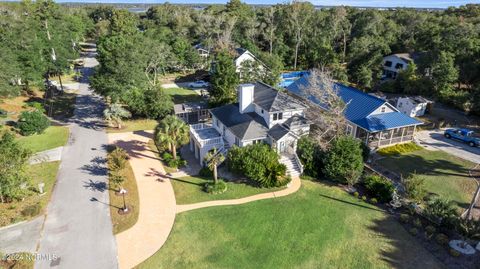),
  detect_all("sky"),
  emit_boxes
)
[4,0,480,8]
